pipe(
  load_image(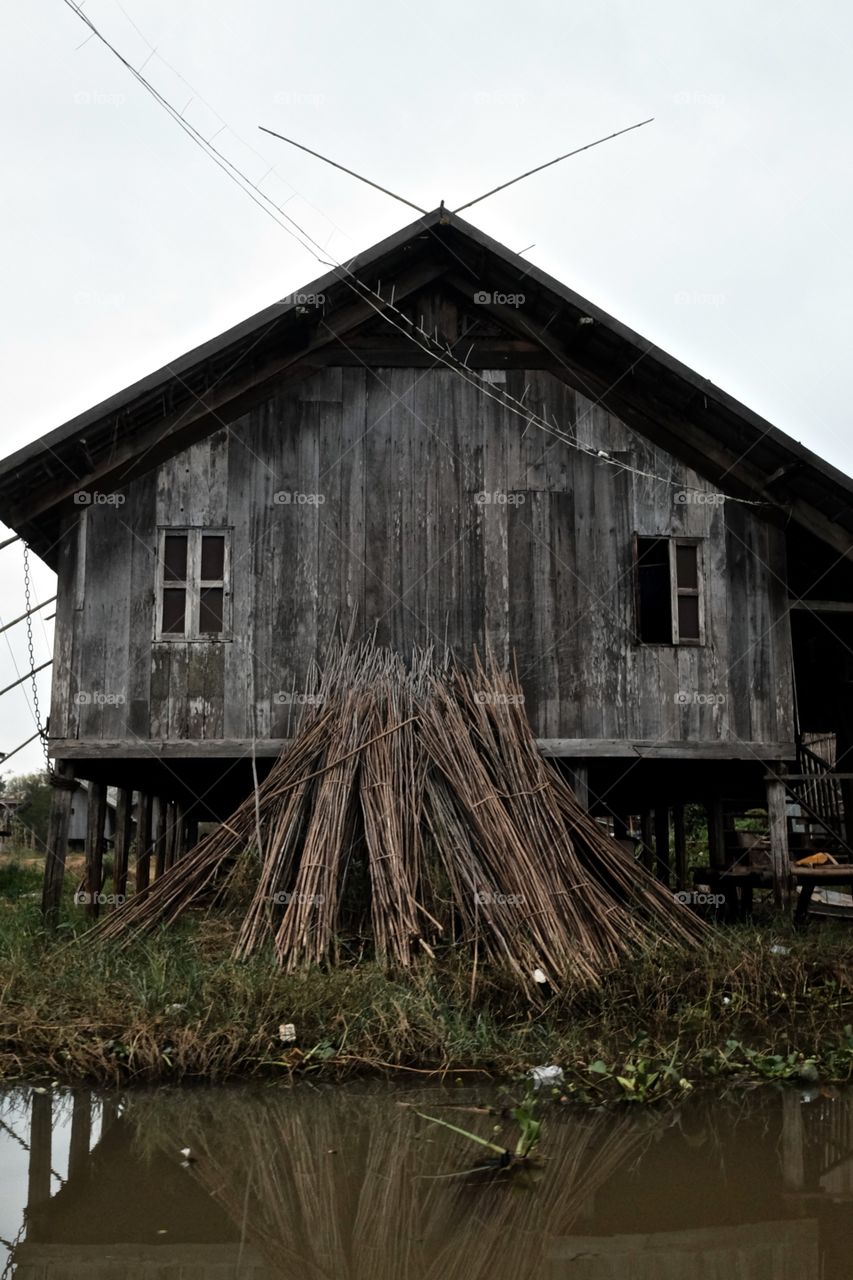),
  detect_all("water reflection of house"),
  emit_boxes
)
[12,1092,270,1280]
[6,1087,852,1280]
